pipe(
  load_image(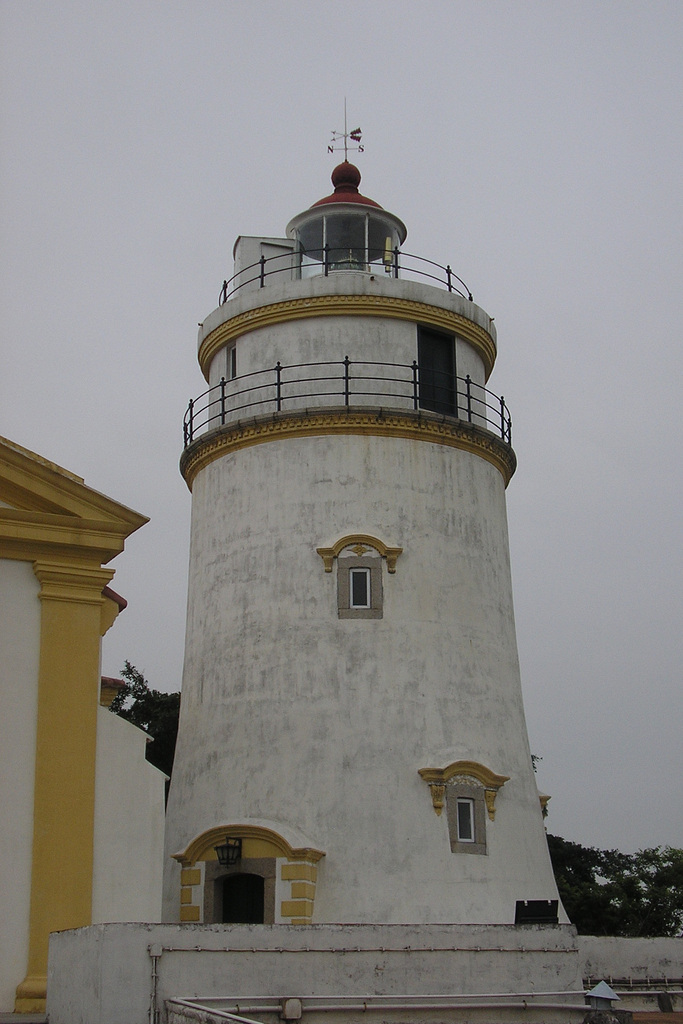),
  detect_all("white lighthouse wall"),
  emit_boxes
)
[201,271,496,354]
[166,432,562,924]
[201,278,492,434]
[209,315,420,418]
